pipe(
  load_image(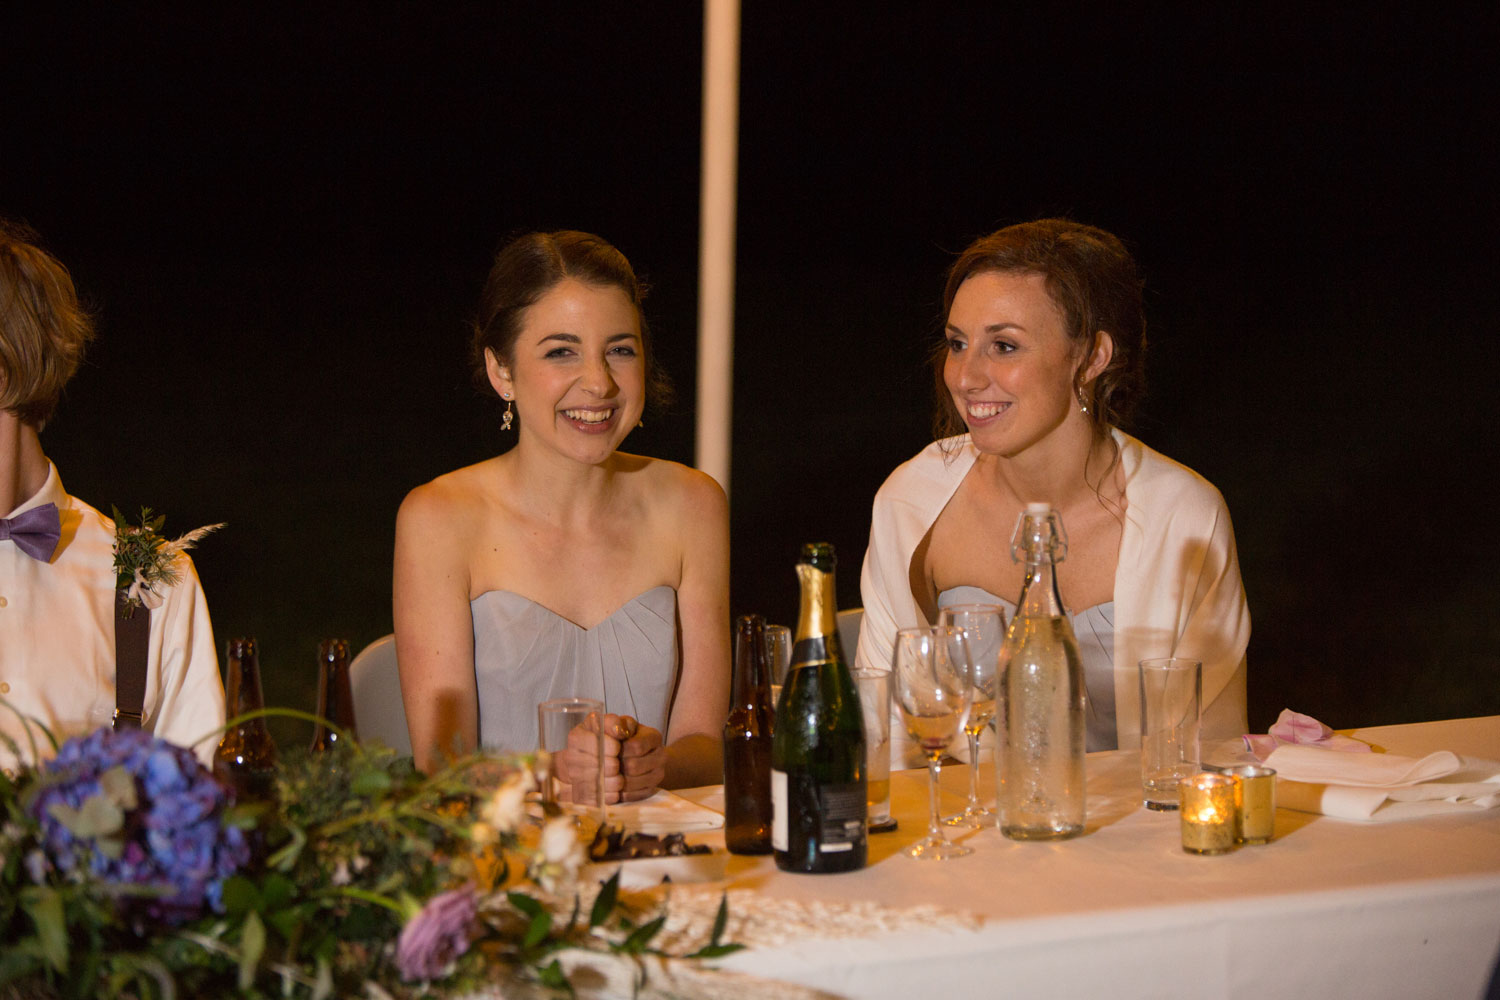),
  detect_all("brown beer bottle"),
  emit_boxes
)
[309,638,359,752]
[214,637,279,802]
[723,614,775,854]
